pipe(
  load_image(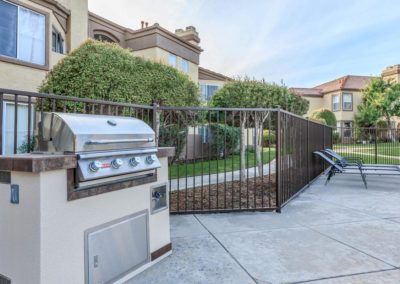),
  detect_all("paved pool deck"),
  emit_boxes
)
[128,174,400,284]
